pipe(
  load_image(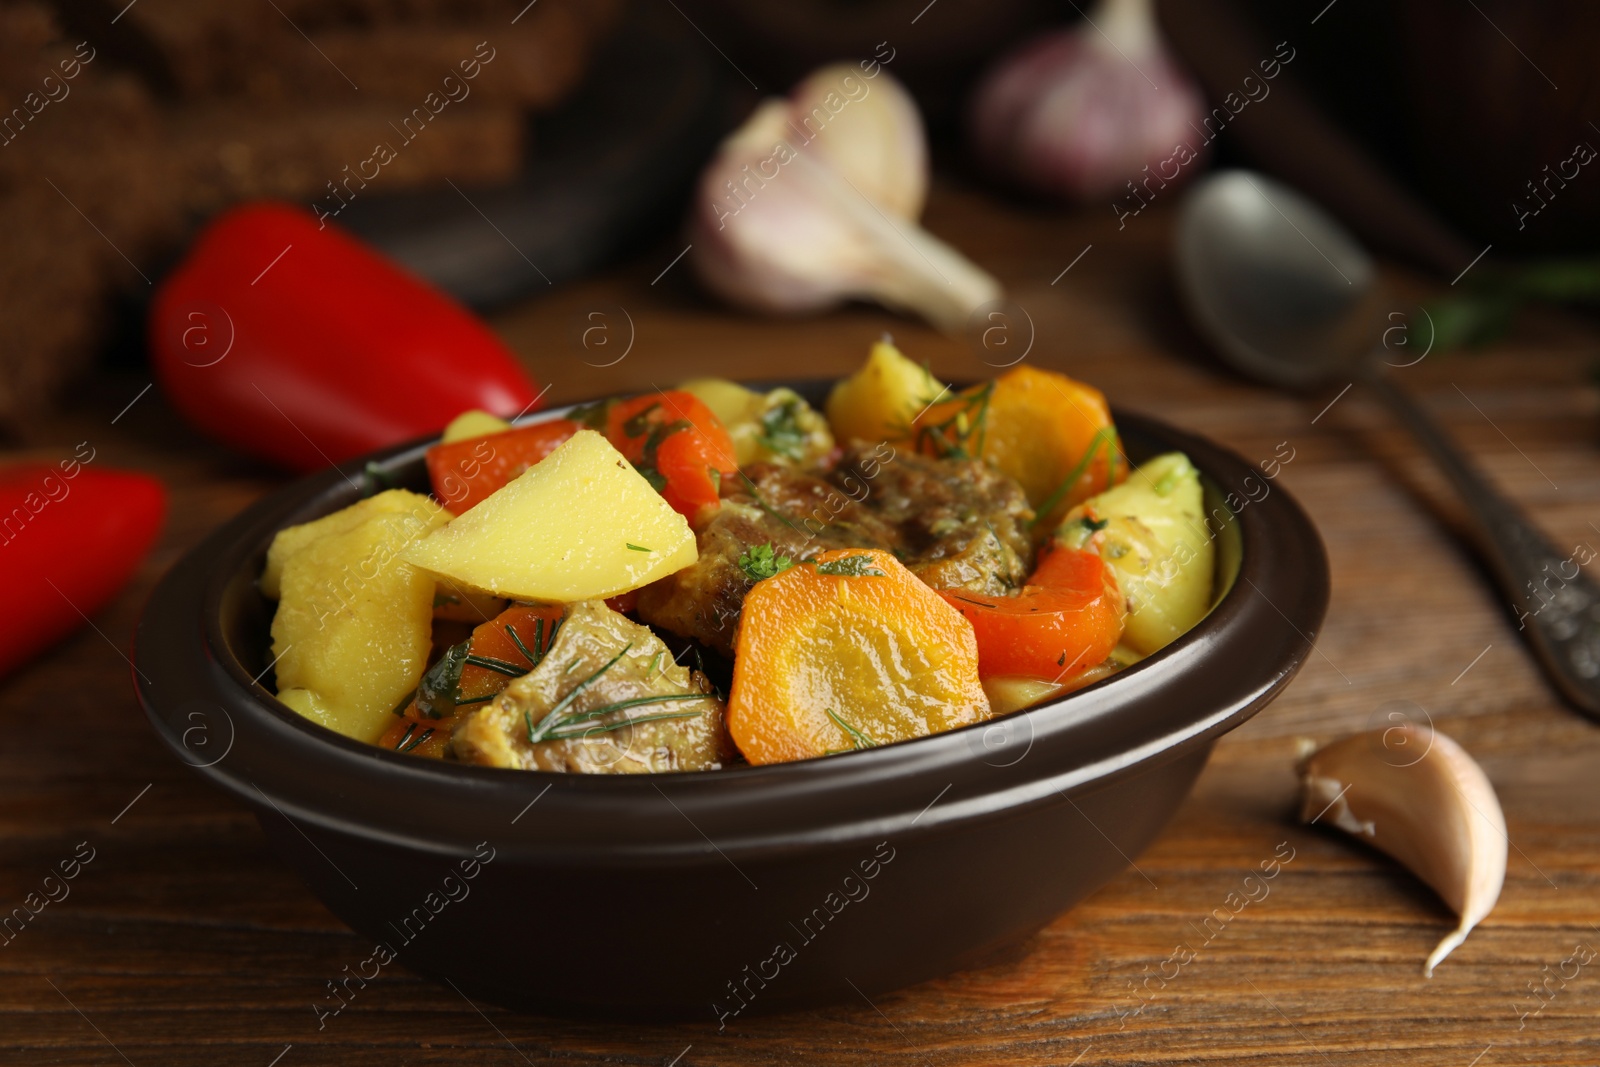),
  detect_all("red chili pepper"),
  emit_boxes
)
[0,460,166,679]
[426,420,580,514]
[940,546,1125,682]
[150,201,539,472]
[604,392,738,518]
